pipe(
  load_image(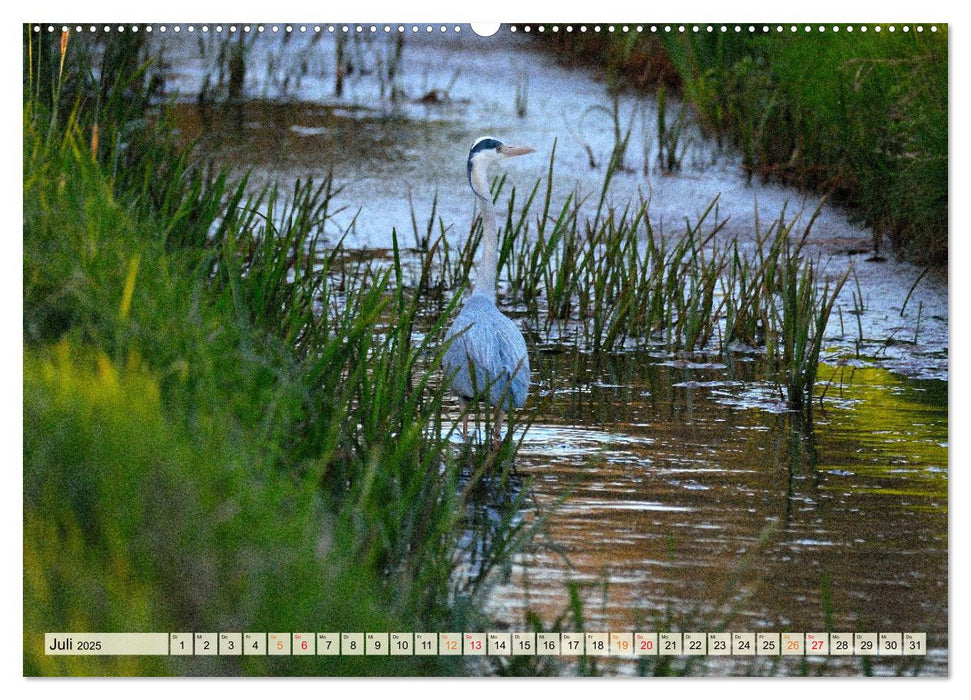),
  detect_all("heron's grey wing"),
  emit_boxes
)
[443,309,478,401]
[443,296,495,400]
[490,313,530,408]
